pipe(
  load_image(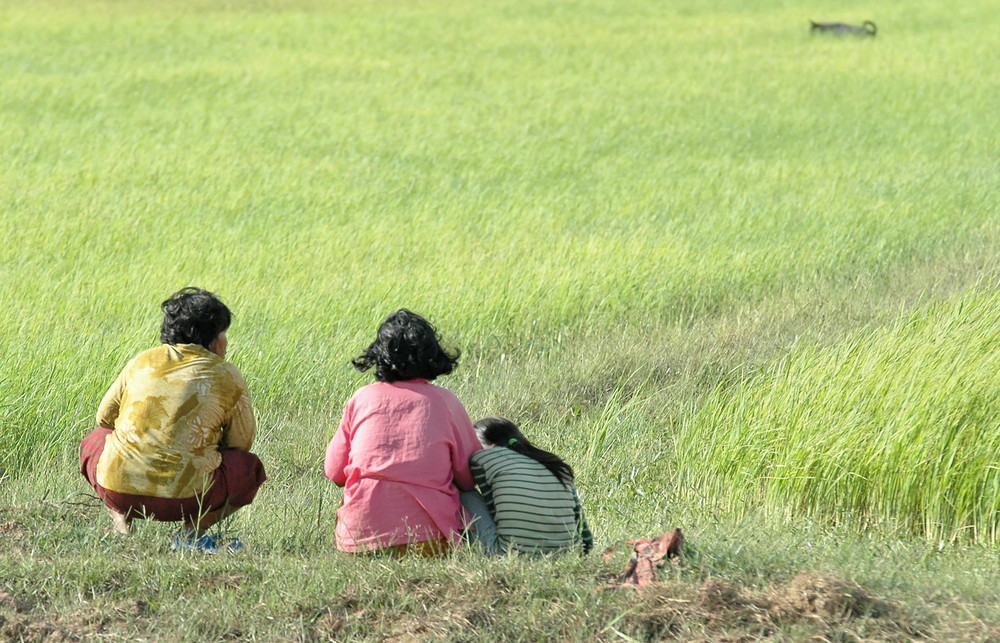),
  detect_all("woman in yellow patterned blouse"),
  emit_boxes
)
[80,288,266,552]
